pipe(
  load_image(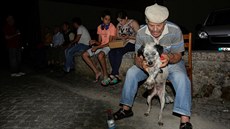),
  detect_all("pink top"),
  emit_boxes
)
[97,23,116,45]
